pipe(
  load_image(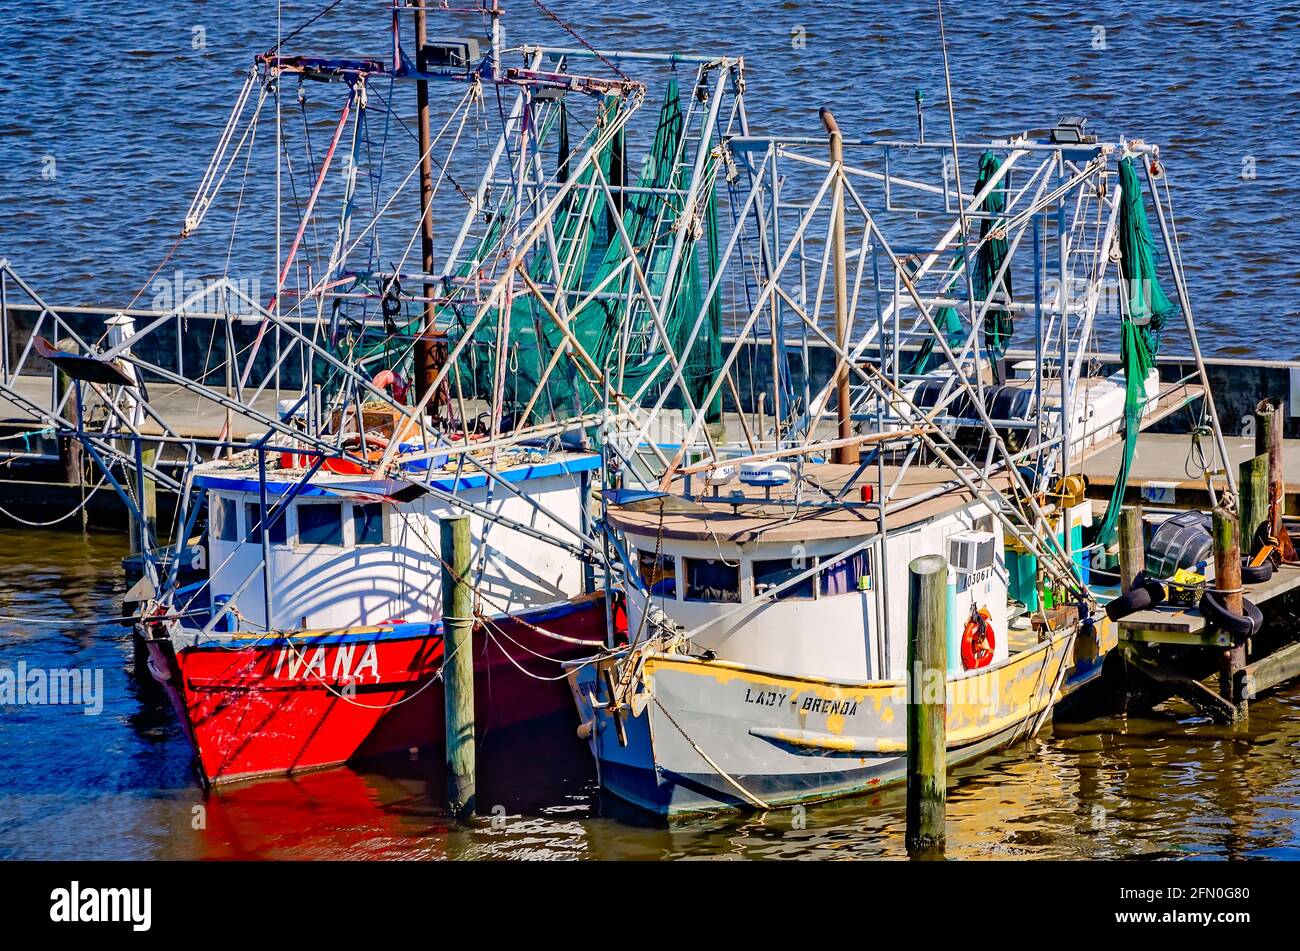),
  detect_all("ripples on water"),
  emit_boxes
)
[0,1,1297,355]
[0,527,1297,859]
